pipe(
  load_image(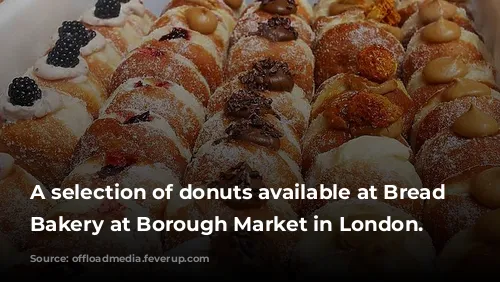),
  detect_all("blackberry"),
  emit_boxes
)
[58,21,96,47]
[94,0,121,19]
[8,77,43,107]
[46,35,81,68]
